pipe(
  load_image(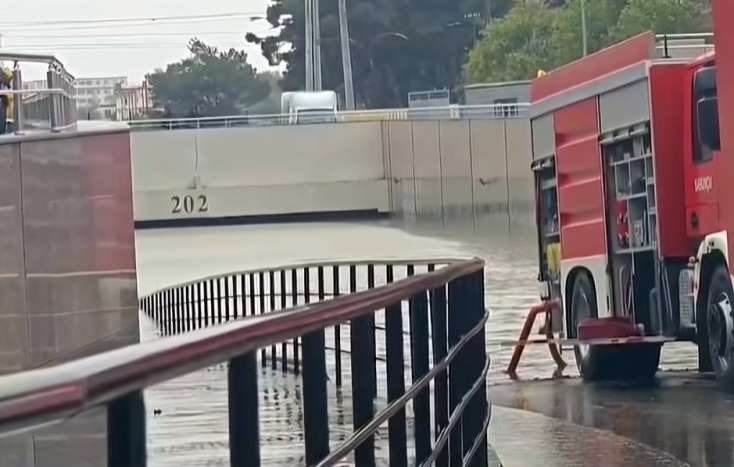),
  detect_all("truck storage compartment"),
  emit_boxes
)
[602,122,662,334]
